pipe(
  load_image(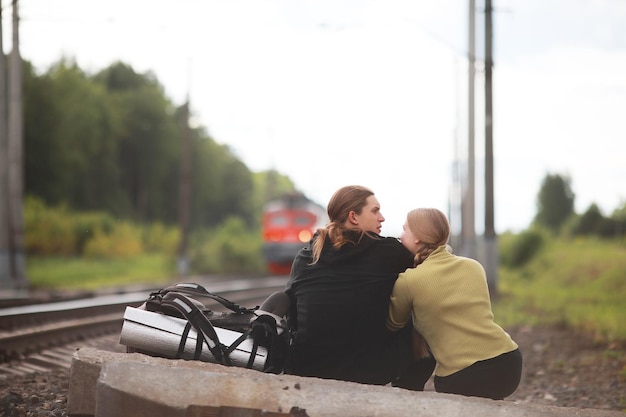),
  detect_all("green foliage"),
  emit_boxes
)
[565,203,623,239]
[83,222,144,259]
[102,62,181,222]
[23,196,78,256]
[25,60,122,211]
[189,217,265,274]
[23,58,264,230]
[253,169,298,204]
[188,140,257,229]
[499,228,546,268]
[575,204,605,234]
[24,197,176,260]
[251,170,299,226]
[142,222,180,255]
[71,212,117,254]
[19,57,324,289]
[24,196,118,256]
[24,209,267,290]
[612,202,626,223]
[534,173,575,233]
[494,236,626,342]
